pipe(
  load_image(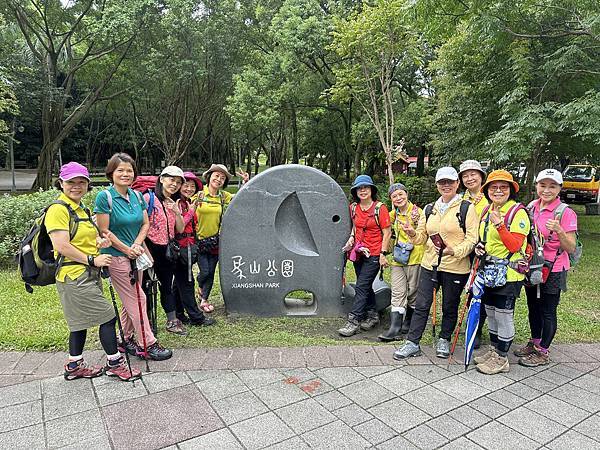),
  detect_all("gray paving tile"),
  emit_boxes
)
[447,404,490,430]
[275,398,336,434]
[535,368,571,386]
[141,371,192,393]
[501,364,538,381]
[402,424,449,450]
[230,412,294,450]
[333,403,373,427]
[369,398,431,433]
[265,436,310,449]
[211,391,269,425]
[504,381,543,401]
[187,369,231,383]
[0,379,41,408]
[498,406,566,445]
[301,419,371,449]
[426,414,471,440]
[469,396,509,419]
[376,434,420,449]
[350,346,383,366]
[354,418,397,445]
[432,374,490,402]
[401,385,463,417]
[254,381,309,409]
[0,352,24,375]
[439,436,485,449]
[195,371,248,402]
[550,383,600,413]
[0,423,45,450]
[548,363,585,379]
[571,373,600,396]
[314,390,352,411]
[326,346,357,367]
[486,388,527,409]
[458,369,513,391]
[371,368,425,396]
[255,348,284,368]
[43,387,97,421]
[303,346,331,367]
[202,348,232,369]
[103,384,223,449]
[11,352,53,375]
[179,428,243,449]
[339,378,395,409]
[574,413,600,442]
[92,374,148,406]
[467,421,538,450]
[546,430,600,450]
[228,348,257,370]
[354,366,395,378]
[525,394,590,427]
[521,374,559,393]
[58,432,111,450]
[0,375,25,388]
[0,400,42,433]
[42,376,93,398]
[312,367,364,388]
[400,364,453,384]
[372,344,405,366]
[297,378,333,397]
[279,348,307,369]
[280,368,316,384]
[46,408,105,449]
[235,368,284,388]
